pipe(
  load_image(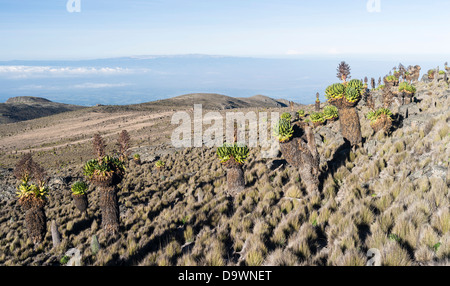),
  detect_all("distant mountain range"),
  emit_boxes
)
[0,93,304,124]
